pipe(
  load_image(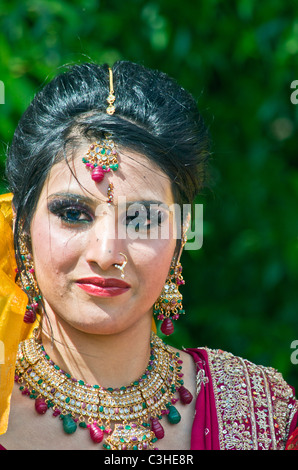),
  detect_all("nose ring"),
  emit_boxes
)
[114,253,128,279]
